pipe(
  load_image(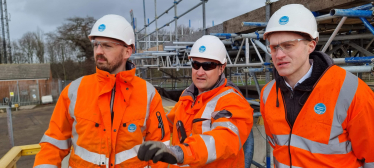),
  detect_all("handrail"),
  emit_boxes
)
[0,144,41,168]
